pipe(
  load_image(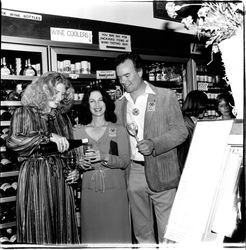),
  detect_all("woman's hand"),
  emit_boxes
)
[78,149,102,170]
[49,133,69,153]
[66,169,80,184]
[78,156,94,171]
[87,149,101,163]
